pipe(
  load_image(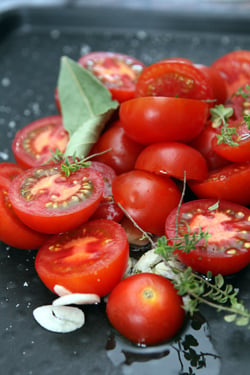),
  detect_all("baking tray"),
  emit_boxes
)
[0,5,250,375]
